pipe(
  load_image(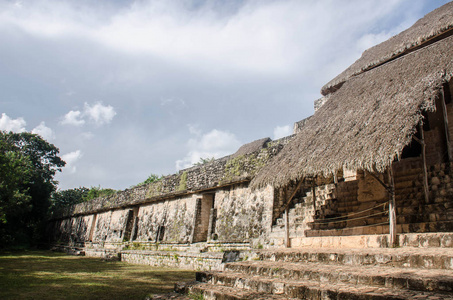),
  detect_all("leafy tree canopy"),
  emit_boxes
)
[50,187,90,211]
[0,131,65,248]
[51,186,118,212]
